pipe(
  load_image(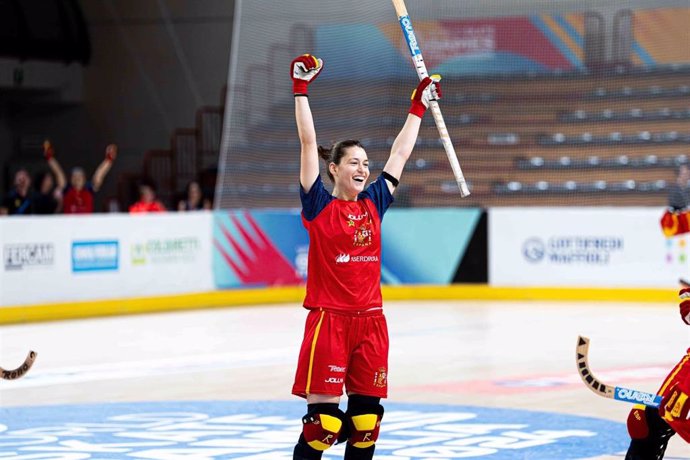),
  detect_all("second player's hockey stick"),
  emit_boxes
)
[392,0,470,198]
[1,350,37,380]
[576,336,662,408]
